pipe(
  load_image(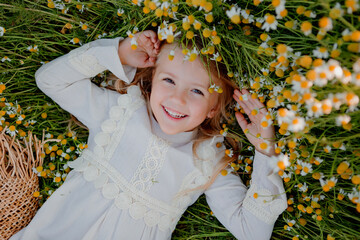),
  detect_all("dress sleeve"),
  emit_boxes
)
[35,37,137,129]
[204,150,287,240]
